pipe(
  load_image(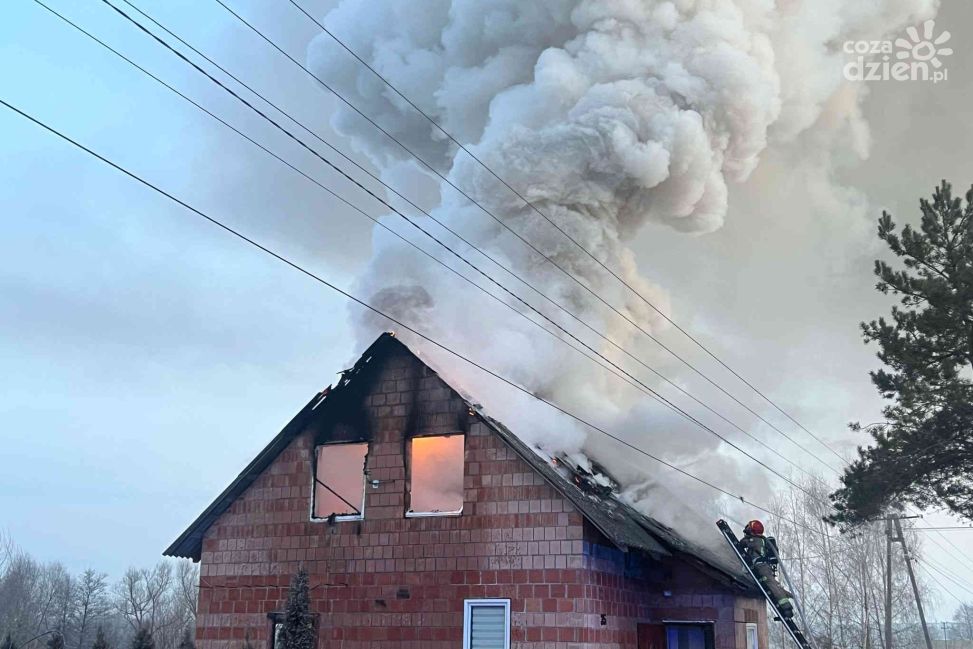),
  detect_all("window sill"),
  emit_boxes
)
[310,514,364,523]
[405,510,463,518]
